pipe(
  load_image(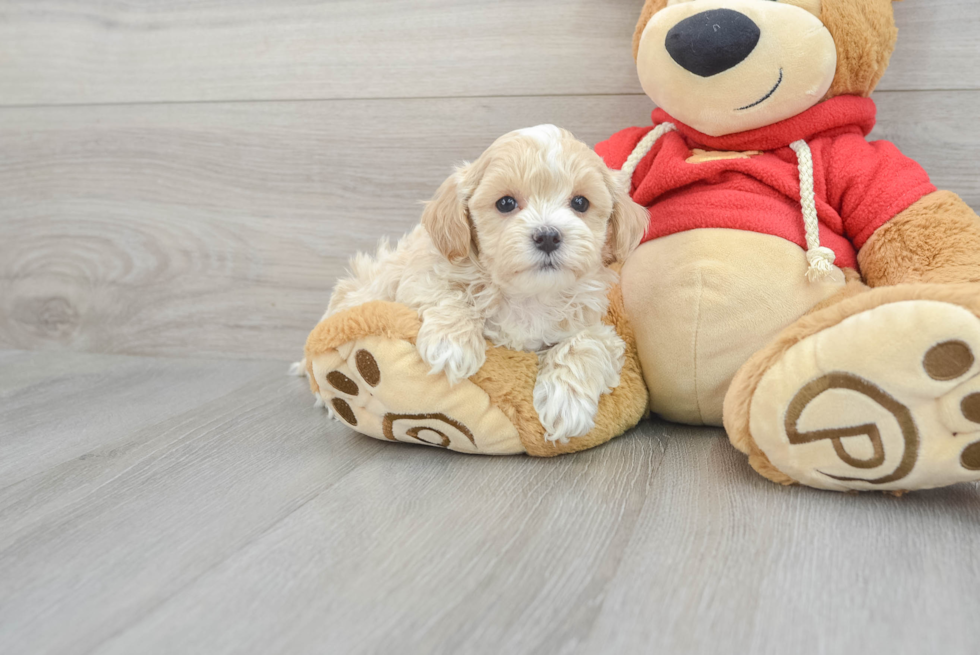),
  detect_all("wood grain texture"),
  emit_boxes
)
[0,349,978,655]
[0,94,654,360]
[2,90,979,361]
[0,0,976,107]
[2,2,979,654]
